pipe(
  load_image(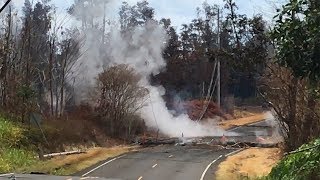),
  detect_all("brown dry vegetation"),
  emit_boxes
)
[22,146,136,175]
[184,100,228,120]
[219,113,267,130]
[37,105,124,153]
[260,64,320,150]
[216,148,282,180]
